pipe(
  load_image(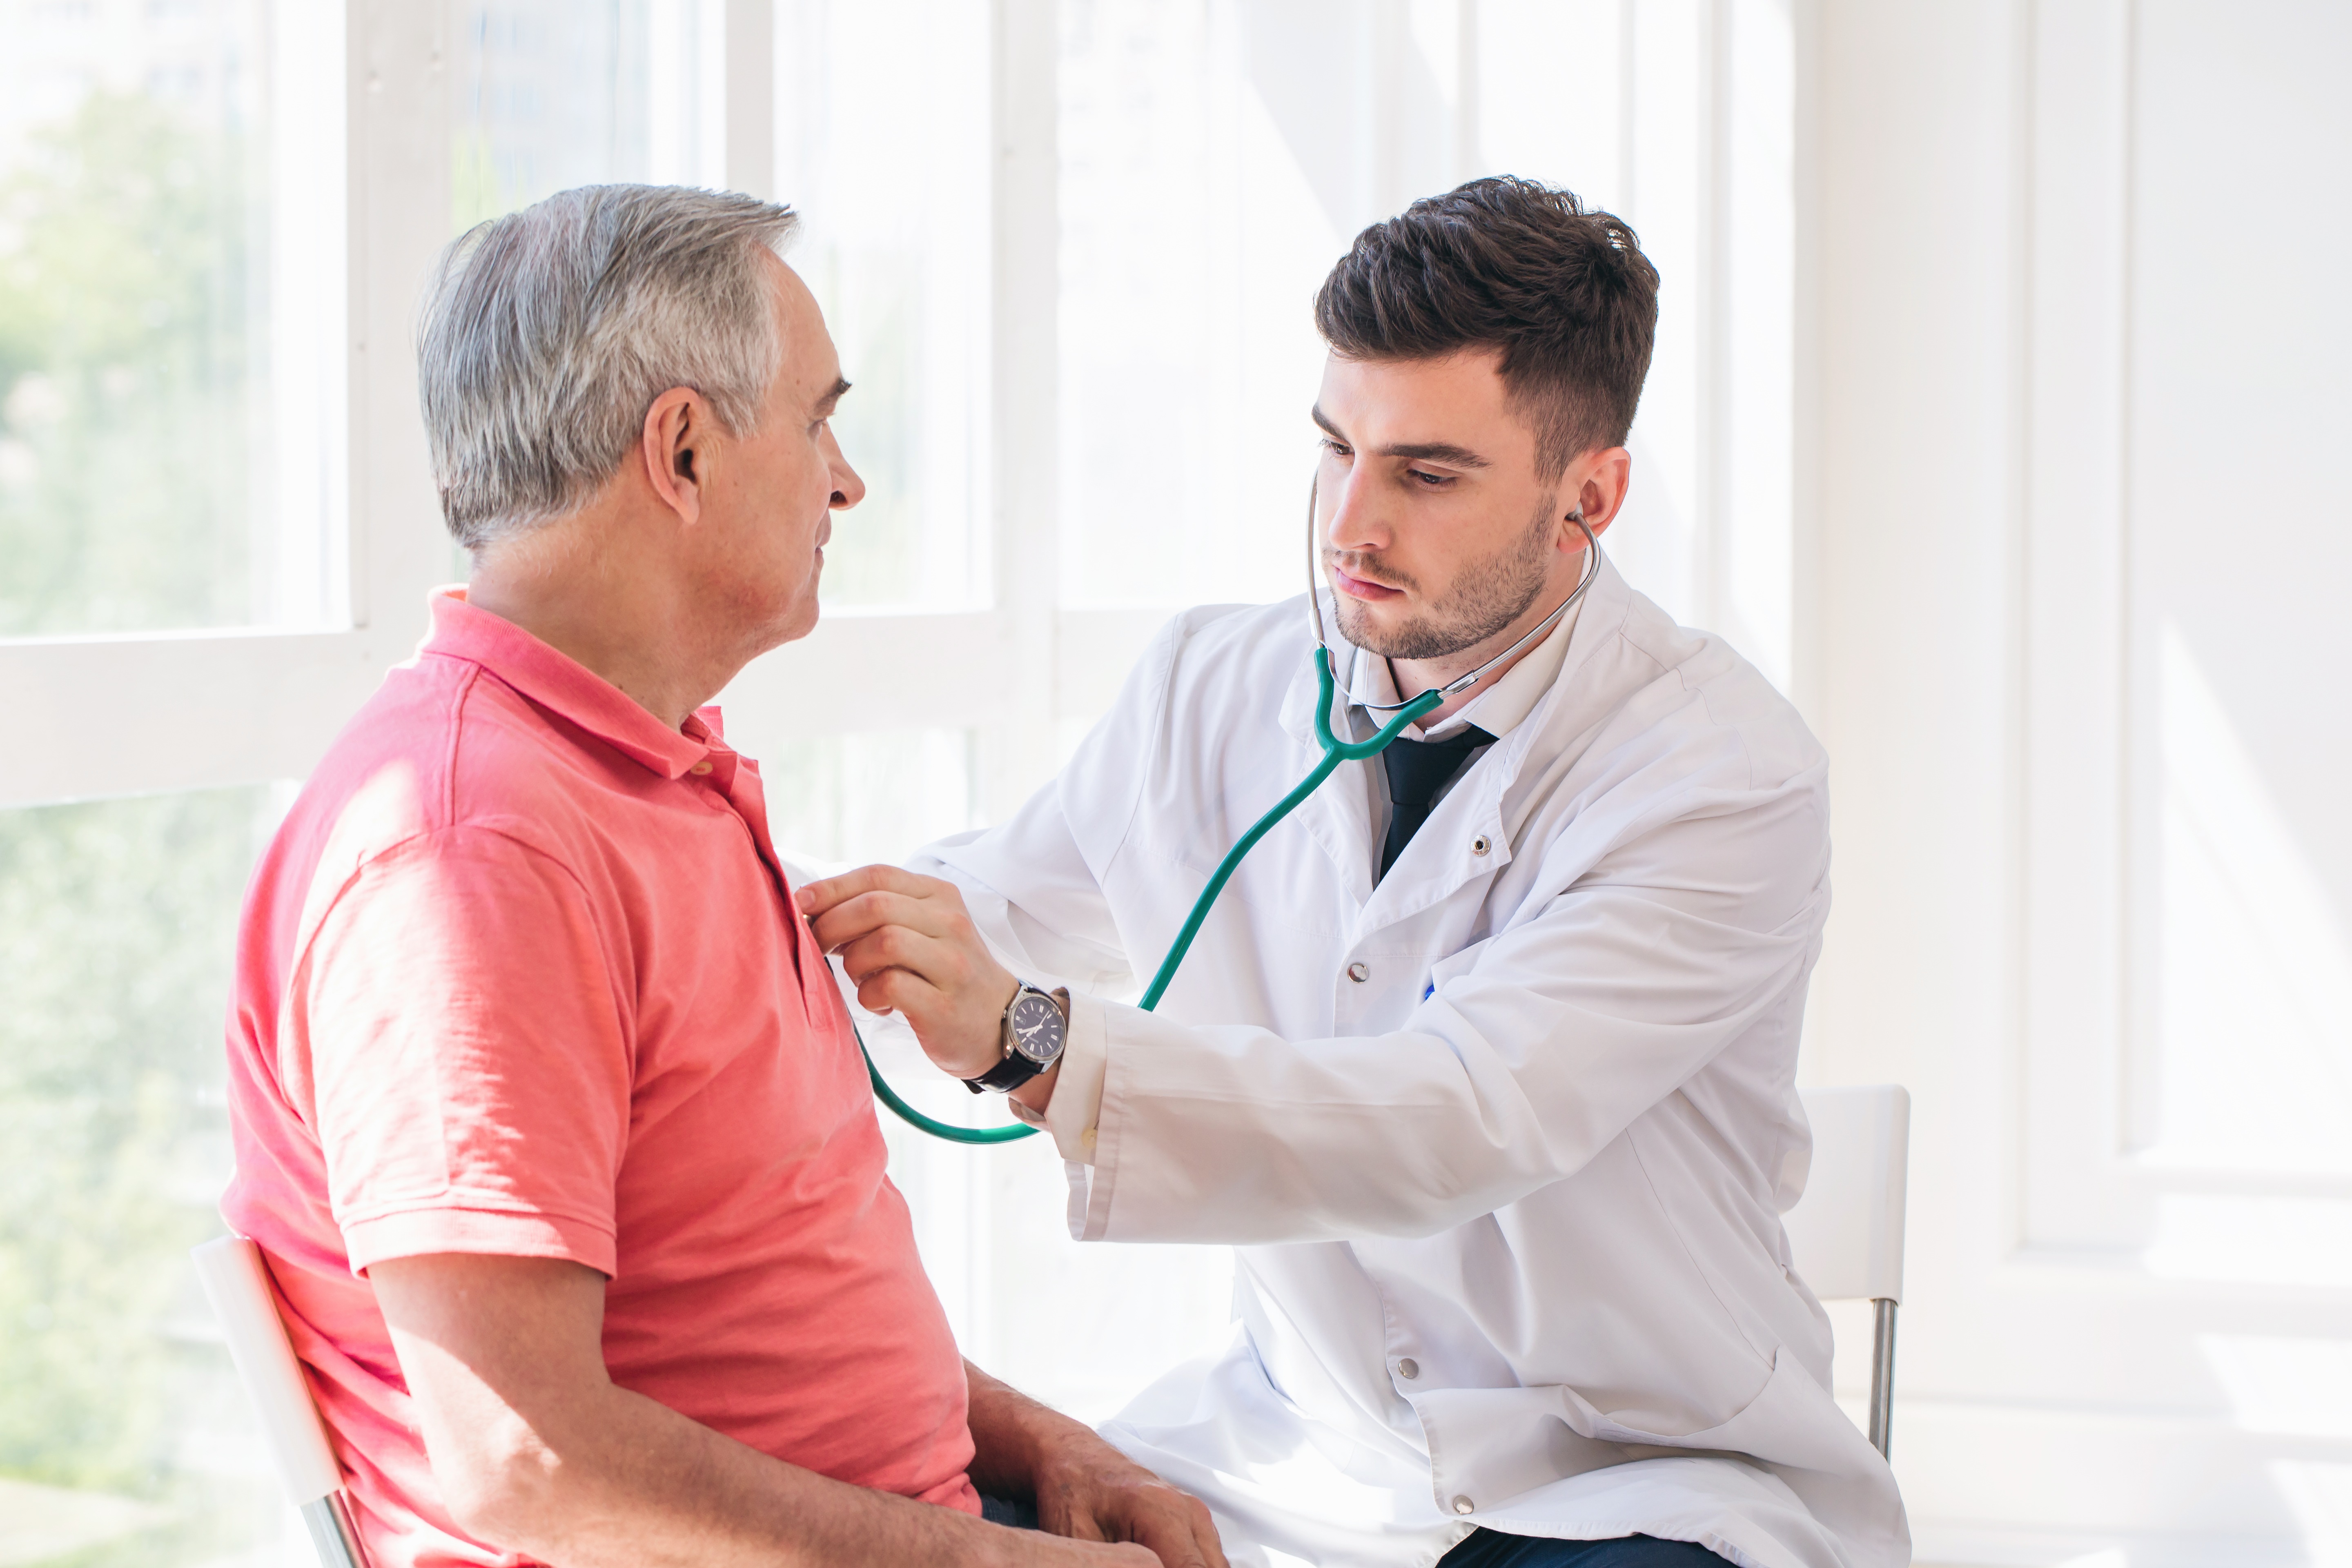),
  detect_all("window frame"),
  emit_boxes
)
[0,0,1137,822]
[0,0,1797,832]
